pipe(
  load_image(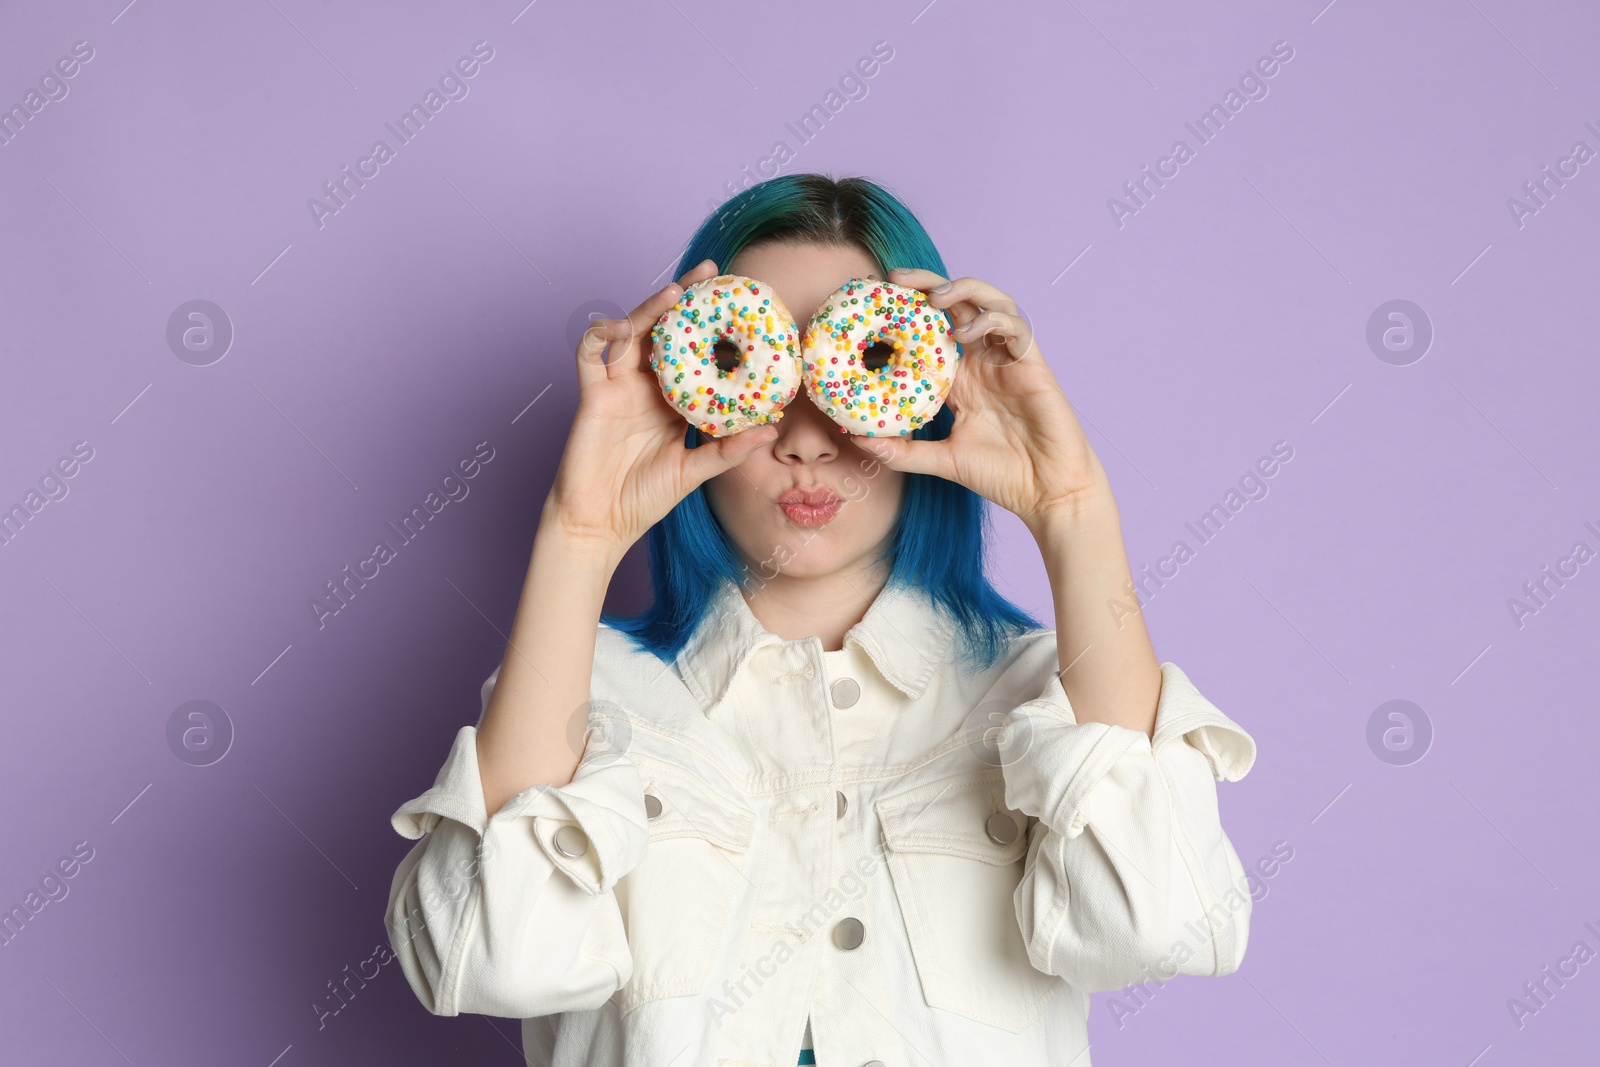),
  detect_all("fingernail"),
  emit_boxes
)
[931,282,951,293]
[889,267,908,275]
